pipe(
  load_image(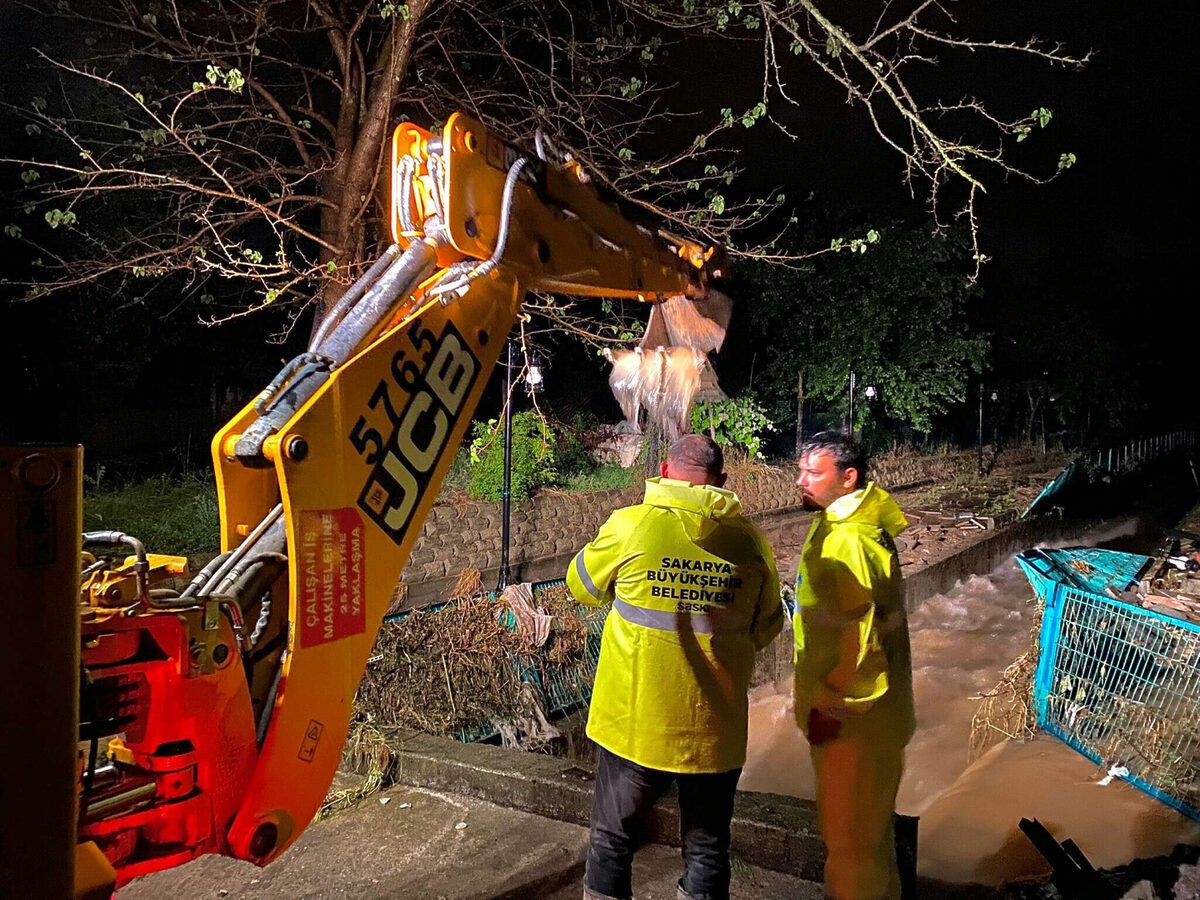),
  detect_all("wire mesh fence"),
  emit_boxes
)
[1034,583,1200,821]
